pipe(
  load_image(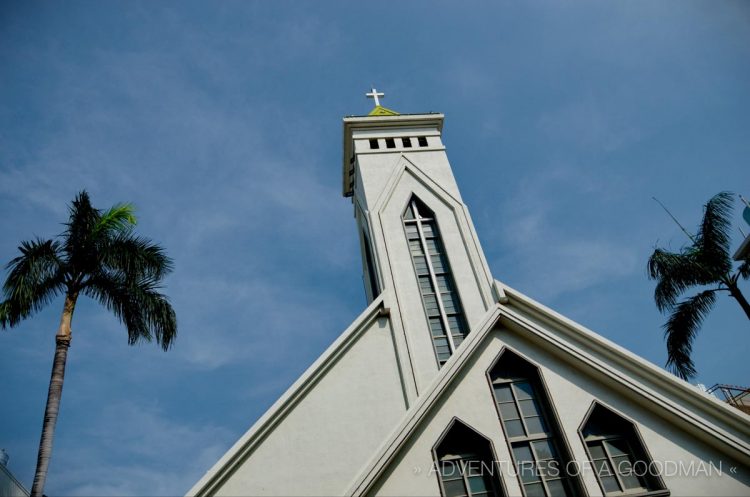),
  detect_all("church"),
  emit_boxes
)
[187,92,750,497]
